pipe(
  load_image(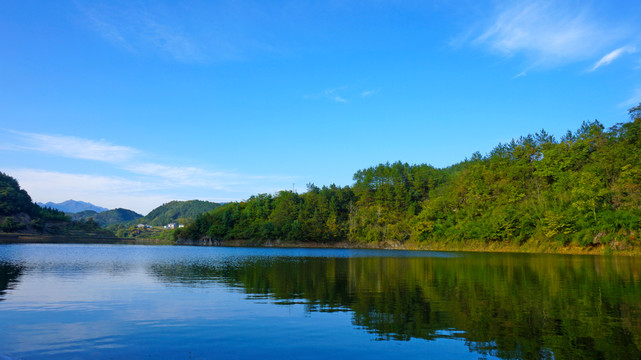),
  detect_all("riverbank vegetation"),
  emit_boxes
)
[176,104,641,253]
